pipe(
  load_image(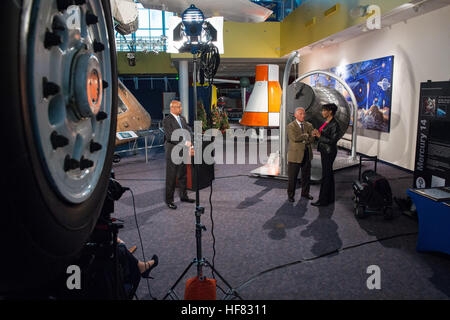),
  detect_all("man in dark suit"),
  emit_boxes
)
[287,107,315,202]
[163,100,195,209]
